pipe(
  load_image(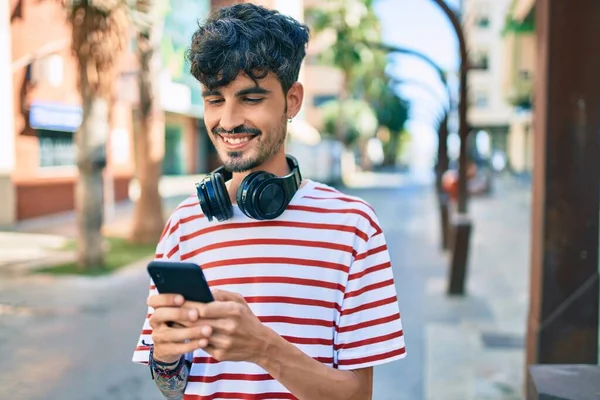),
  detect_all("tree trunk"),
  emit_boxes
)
[76,96,109,271]
[129,25,165,245]
[383,130,399,166]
